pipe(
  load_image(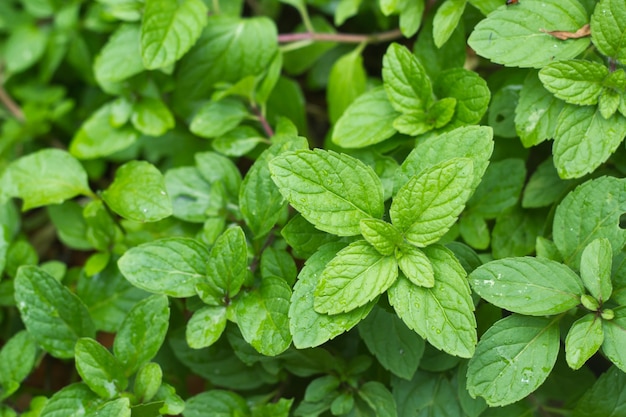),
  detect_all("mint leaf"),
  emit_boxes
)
[599,88,621,119]
[399,0,425,37]
[212,126,265,157]
[186,306,228,349]
[565,314,604,370]
[539,60,608,105]
[141,0,207,69]
[260,246,297,285]
[197,227,248,306]
[580,238,613,302]
[390,158,474,247]
[190,98,248,139]
[39,383,100,417]
[236,276,292,356]
[359,218,402,256]
[290,243,374,348]
[522,157,573,208]
[553,176,626,268]
[590,0,626,63]
[357,381,397,417]
[91,398,131,417]
[388,245,476,358]
[282,214,339,259]
[491,206,545,258]
[134,362,162,402]
[14,266,95,359]
[113,295,169,376]
[434,68,490,128]
[433,0,467,48]
[195,151,242,202]
[184,390,249,417]
[572,366,626,417]
[270,149,384,236]
[554,105,626,179]
[327,47,367,124]
[459,212,490,250]
[331,87,399,148]
[3,24,47,75]
[0,330,37,397]
[467,315,560,407]
[102,161,172,222]
[602,307,626,372]
[0,149,92,210]
[75,338,127,399]
[358,306,424,380]
[468,0,590,68]
[382,43,433,113]
[392,371,463,416]
[131,97,175,137]
[396,244,434,288]
[94,24,144,88]
[165,167,215,223]
[469,257,584,315]
[314,240,397,314]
